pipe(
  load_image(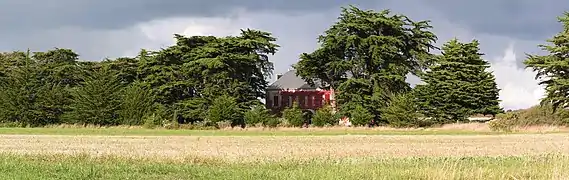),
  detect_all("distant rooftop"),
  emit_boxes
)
[267,69,322,90]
